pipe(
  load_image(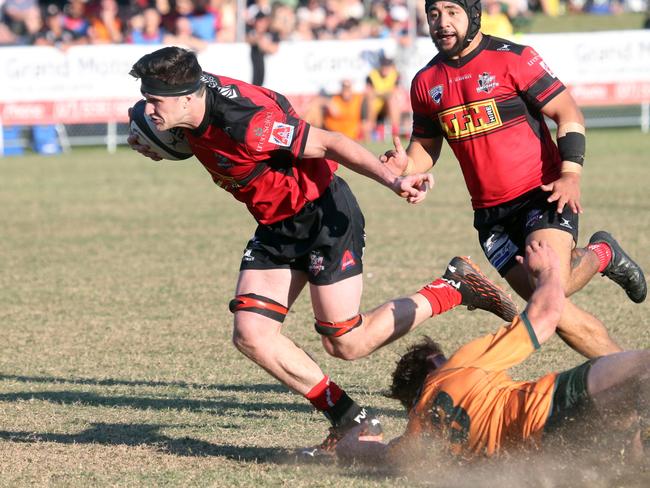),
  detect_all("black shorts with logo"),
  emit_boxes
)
[239,175,365,286]
[474,187,579,277]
